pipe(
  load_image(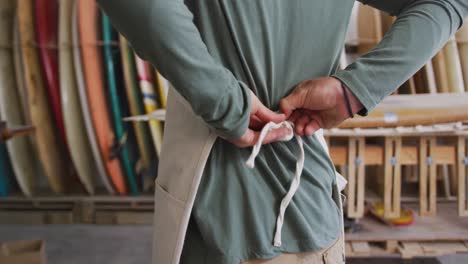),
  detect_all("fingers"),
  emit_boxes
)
[227,126,292,148]
[304,119,321,136]
[254,103,286,124]
[261,126,292,145]
[288,110,301,124]
[280,93,301,118]
[289,110,323,136]
[249,115,266,130]
[295,114,310,136]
